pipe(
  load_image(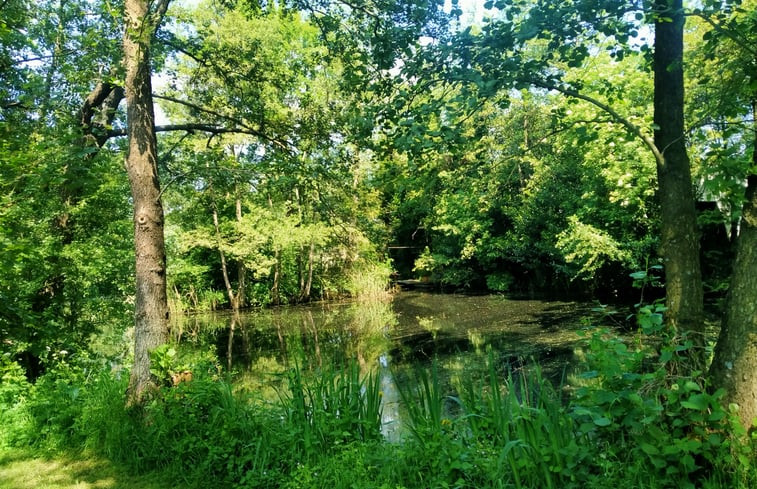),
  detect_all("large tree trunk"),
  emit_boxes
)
[124,0,171,405]
[653,0,705,371]
[709,97,757,428]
